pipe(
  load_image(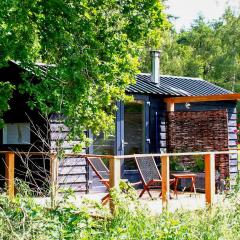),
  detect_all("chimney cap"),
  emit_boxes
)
[150,49,161,55]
